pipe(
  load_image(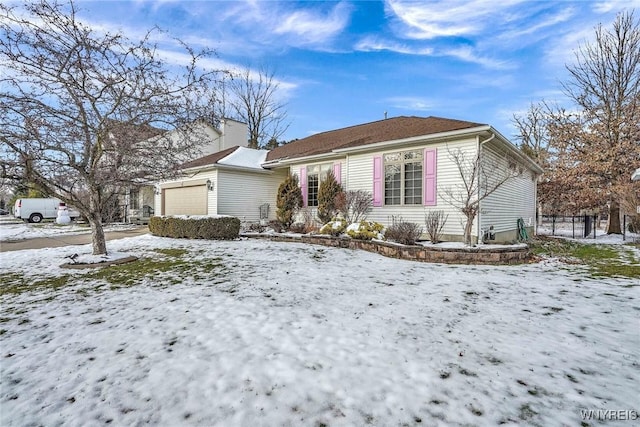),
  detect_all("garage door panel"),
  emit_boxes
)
[163,185,207,215]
